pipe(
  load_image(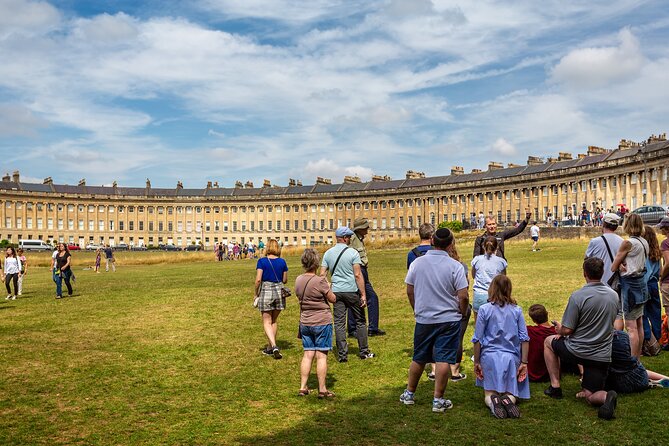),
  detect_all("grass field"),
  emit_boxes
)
[1,238,668,445]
